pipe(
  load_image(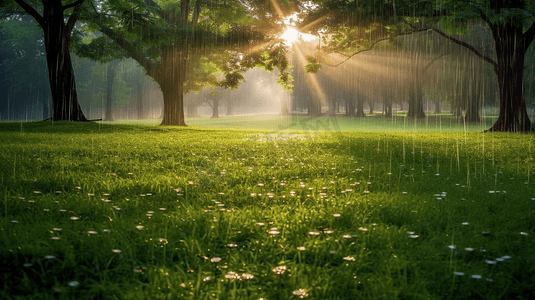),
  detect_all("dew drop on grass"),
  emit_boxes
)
[51,237,60,240]
[45,255,56,260]
[454,272,465,276]
[211,257,221,263]
[333,214,341,217]
[448,245,456,250]
[23,263,33,267]
[68,281,79,287]
[297,247,306,251]
[520,232,529,236]
[485,260,497,265]
[343,257,355,261]
[462,222,469,226]
[111,249,121,253]
[136,226,144,230]
[471,275,482,279]
[308,231,320,236]
[203,276,211,282]
[464,248,474,252]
